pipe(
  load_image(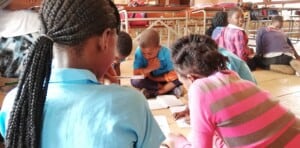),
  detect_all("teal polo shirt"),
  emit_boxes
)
[0,68,165,148]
